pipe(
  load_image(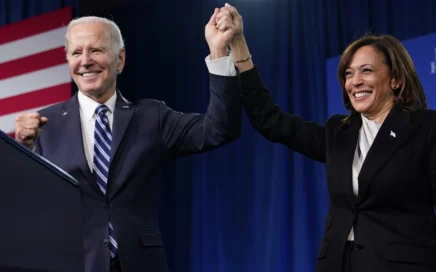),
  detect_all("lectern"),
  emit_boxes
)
[0,131,84,272]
